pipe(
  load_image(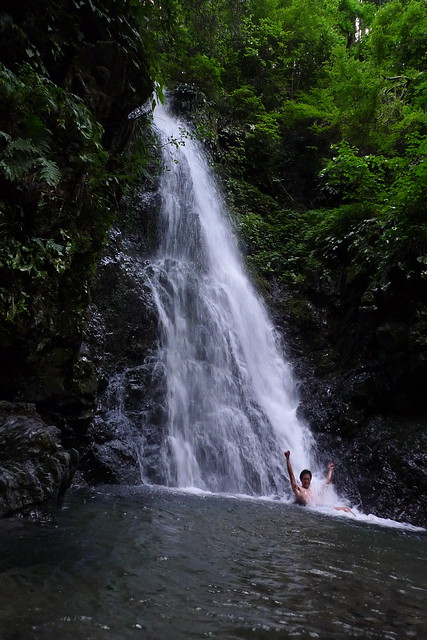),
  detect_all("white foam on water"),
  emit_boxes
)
[141,482,425,533]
